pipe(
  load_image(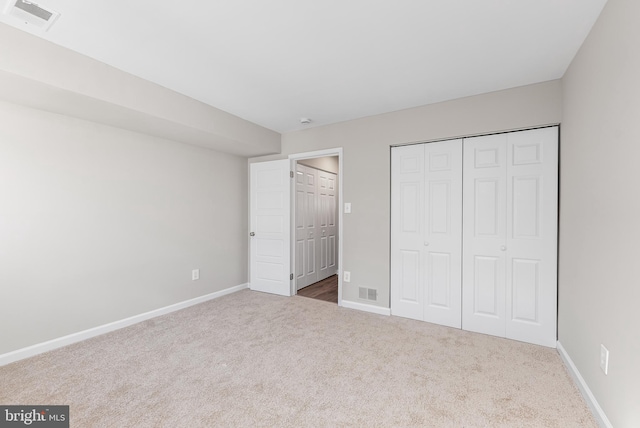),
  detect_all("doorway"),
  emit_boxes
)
[290,149,343,305]
[248,148,343,304]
